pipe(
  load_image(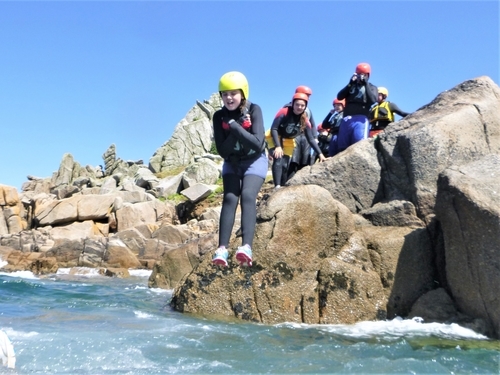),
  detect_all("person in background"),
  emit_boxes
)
[212,71,268,268]
[369,86,410,138]
[320,98,345,157]
[271,92,326,188]
[334,62,378,155]
[316,123,330,159]
[283,86,318,170]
